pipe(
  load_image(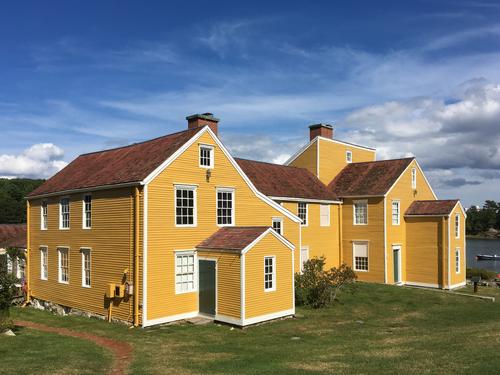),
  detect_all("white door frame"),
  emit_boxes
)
[392,245,402,284]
